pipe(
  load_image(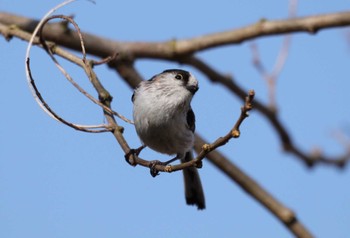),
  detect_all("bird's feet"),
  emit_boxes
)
[124,145,146,165]
[149,155,180,177]
[149,160,166,177]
